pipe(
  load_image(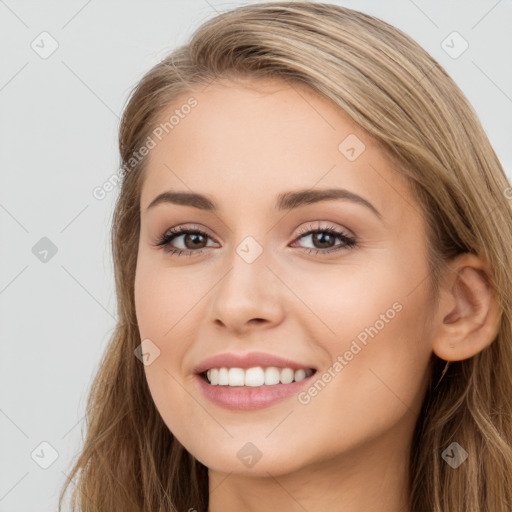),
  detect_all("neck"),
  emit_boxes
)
[207,425,413,512]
